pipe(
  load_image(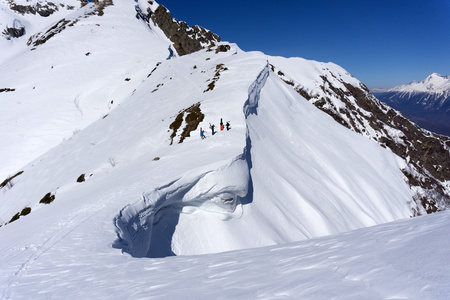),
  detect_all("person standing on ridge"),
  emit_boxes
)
[200,127,206,139]
[220,118,224,131]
